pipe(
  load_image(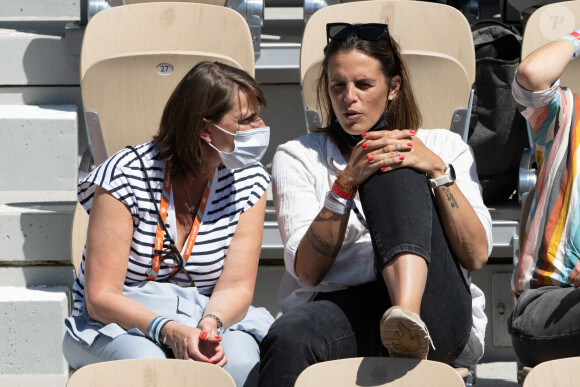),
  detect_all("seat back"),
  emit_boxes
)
[80,2,254,164]
[521,1,580,92]
[300,0,475,130]
[522,356,580,387]
[71,202,90,275]
[66,358,236,386]
[124,0,227,5]
[82,52,242,164]
[84,0,262,58]
[294,357,465,387]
